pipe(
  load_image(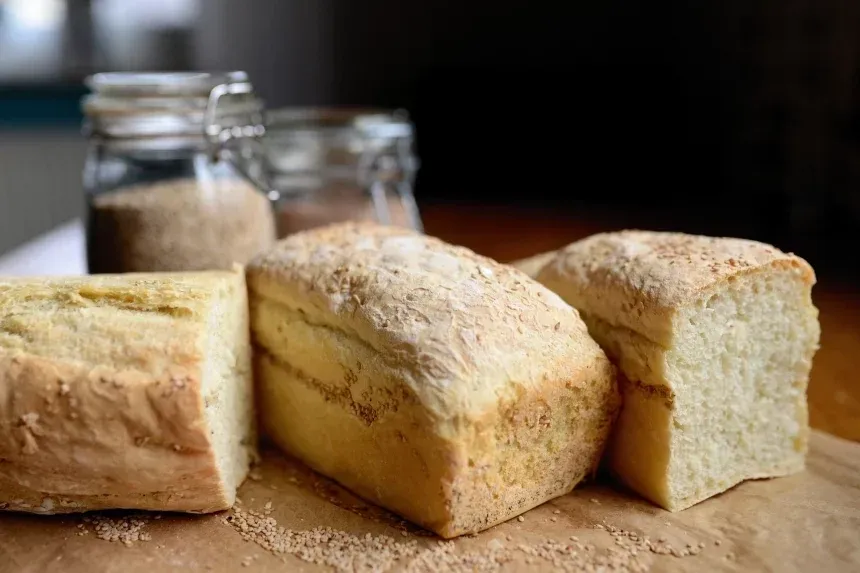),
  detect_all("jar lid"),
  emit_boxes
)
[263,107,418,181]
[265,108,414,140]
[82,71,264,142]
